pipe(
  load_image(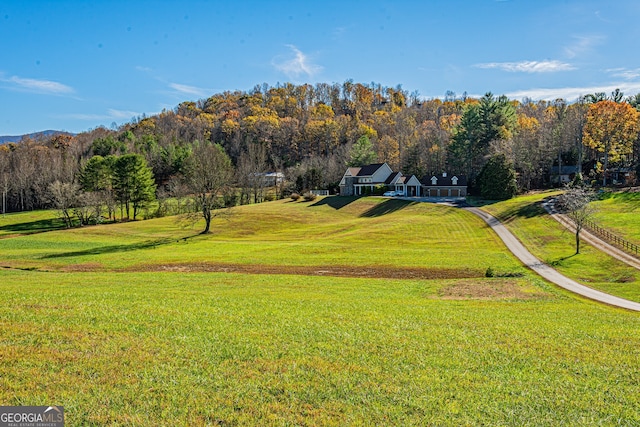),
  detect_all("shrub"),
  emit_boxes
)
[303,192,317,201]
[485,267,495,278]
[477,154,518,200]
[290,193,301,201]
[223,189,239,208]
[373,184,386,195]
